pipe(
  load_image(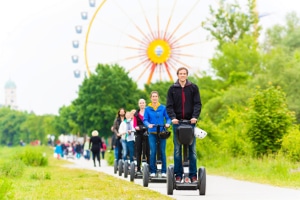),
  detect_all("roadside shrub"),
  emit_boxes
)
[247,86,295,156]
[280,126,300,162]
[106,150,114,166]
[218,107,252,157]
[16,147,48,166]
[0,178,14,199]
[30,171,51,180]
[0,159,25,177]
